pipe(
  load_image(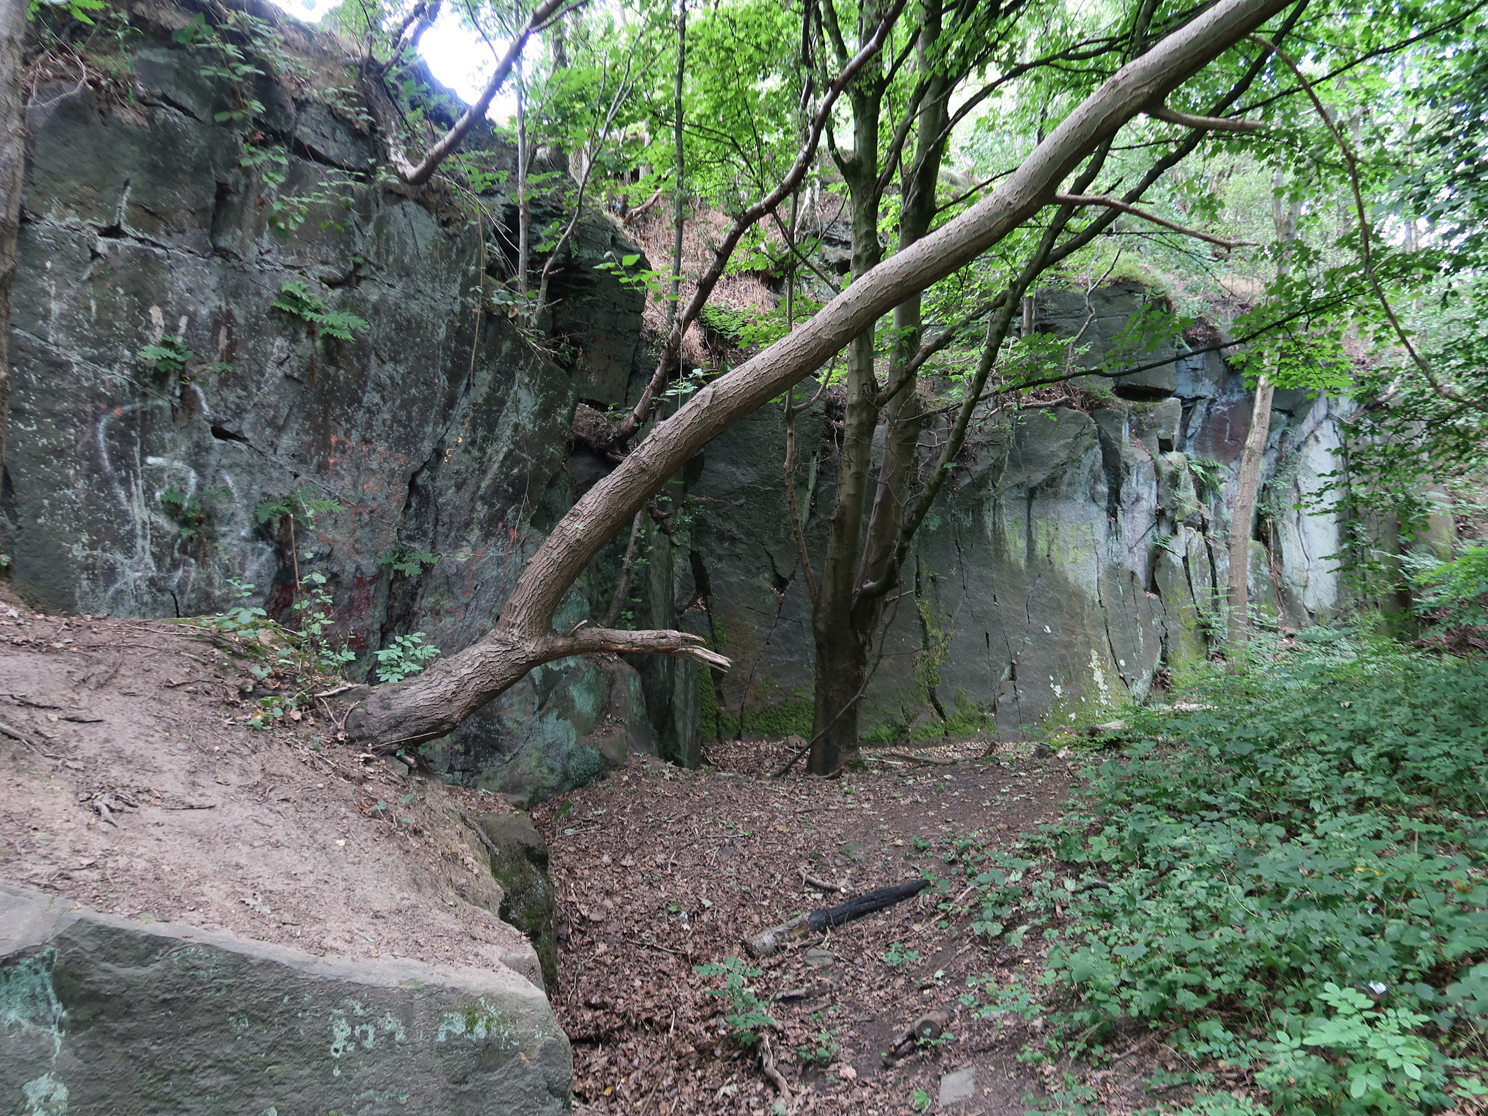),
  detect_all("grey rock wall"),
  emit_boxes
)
[1,883,571,1115]
[5,8,654,799]
[675,292,1346,741]
[2,8,1348,788]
